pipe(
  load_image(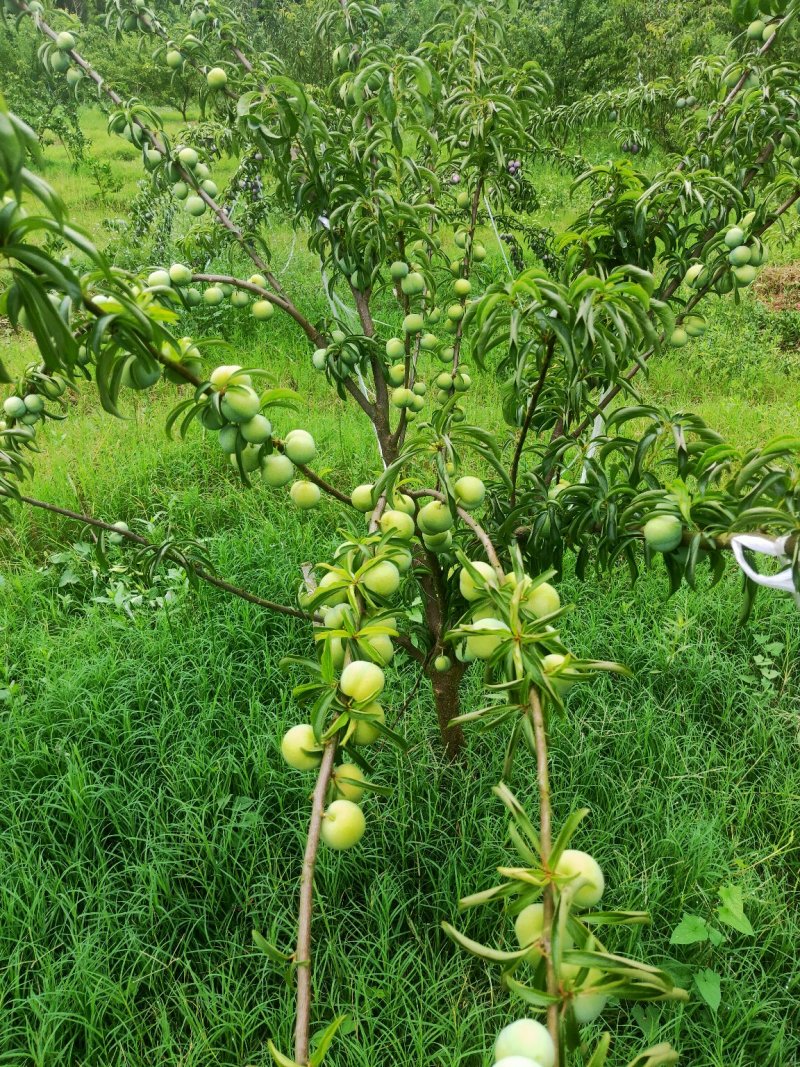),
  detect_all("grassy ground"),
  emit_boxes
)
[0,111,799,1067]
